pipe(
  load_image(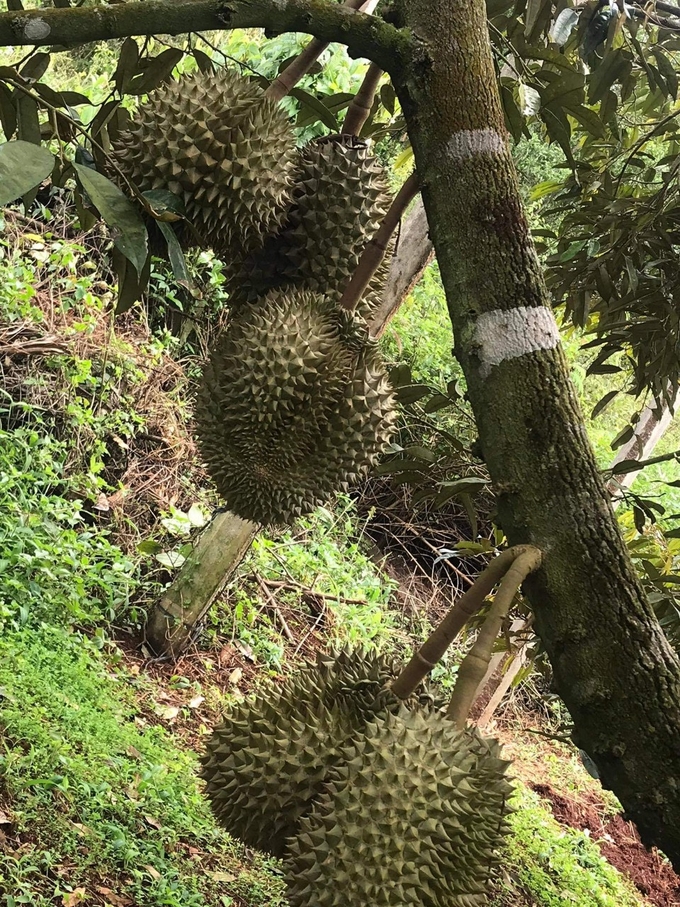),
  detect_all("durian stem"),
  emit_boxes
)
[389,545,537,700]
[447,547,542,728]
[341,62,384,136]
[265,0,370,101]
[338,170,420,314]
